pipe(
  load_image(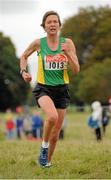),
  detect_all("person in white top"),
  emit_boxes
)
[91,101,103,141]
